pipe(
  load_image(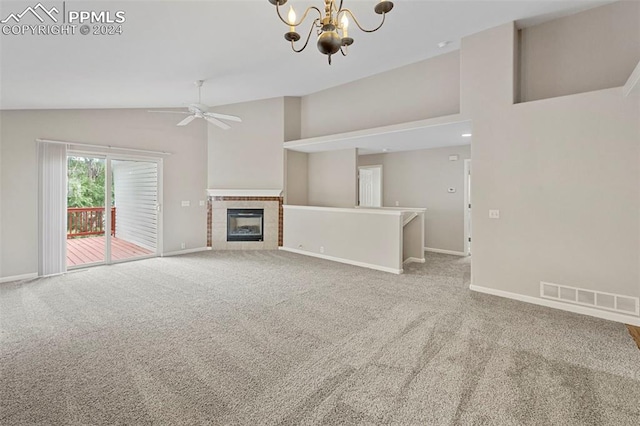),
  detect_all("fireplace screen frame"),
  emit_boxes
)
[227,208,264,242]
